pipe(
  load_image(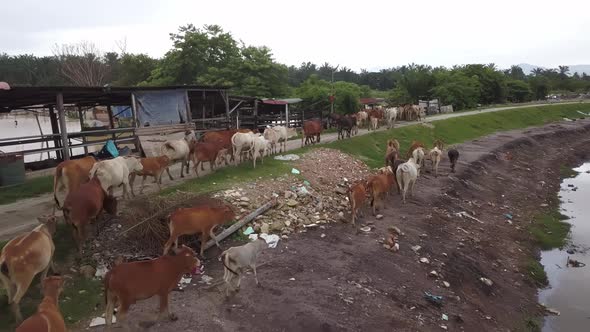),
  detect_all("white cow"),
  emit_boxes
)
[384,107,398,129]
[428,146,442,177]
[396,157,419,204]
[231,132,258,164]
[89,156,143,199]
[357,111,368,129]
[160,131,196,180]
[412,147,425,175]
[263,126,280,155]
[272,125,297,153]
[251,136,270,168]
